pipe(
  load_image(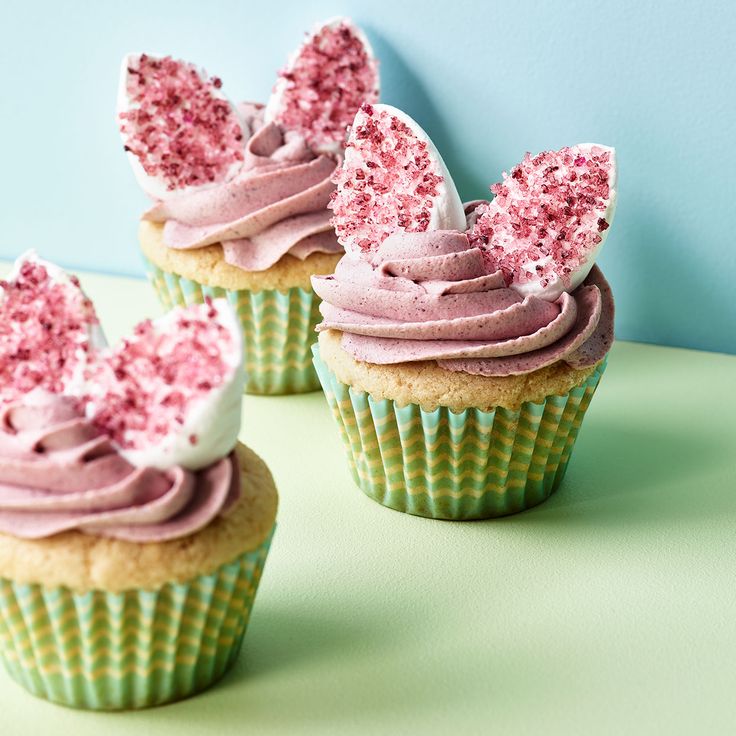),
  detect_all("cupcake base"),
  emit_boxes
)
[0,443,278,710]
[0,532,273,710]
[313,345,606,520]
